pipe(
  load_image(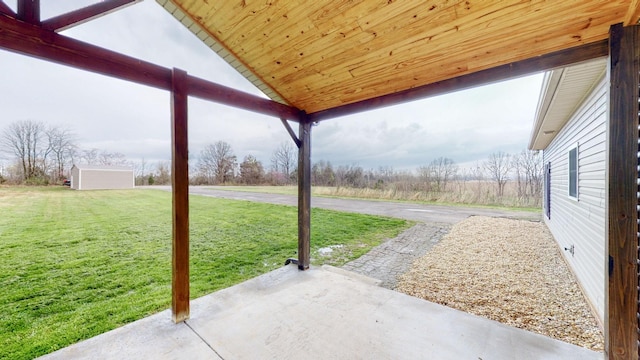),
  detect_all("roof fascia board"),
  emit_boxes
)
[528,69,565,149]
[529,59,607,150]
[307,40,609,123]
